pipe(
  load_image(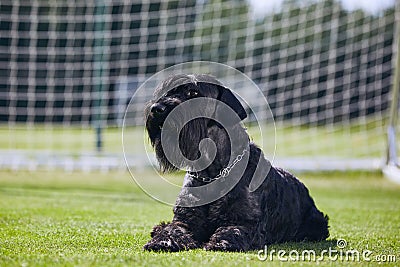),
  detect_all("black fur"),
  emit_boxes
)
[144,74,329,252]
